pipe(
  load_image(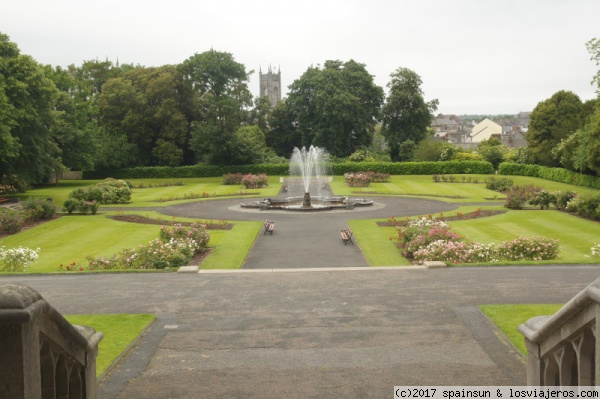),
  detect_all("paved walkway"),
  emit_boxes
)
[2,266,598,398]
[159,195,466,269]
